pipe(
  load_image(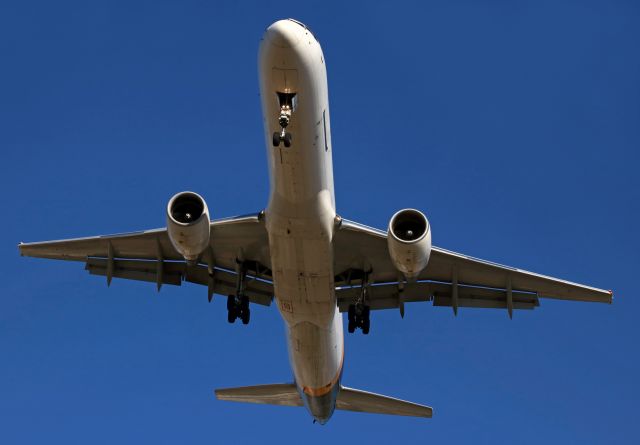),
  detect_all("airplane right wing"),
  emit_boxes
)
[333,218,612,315]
